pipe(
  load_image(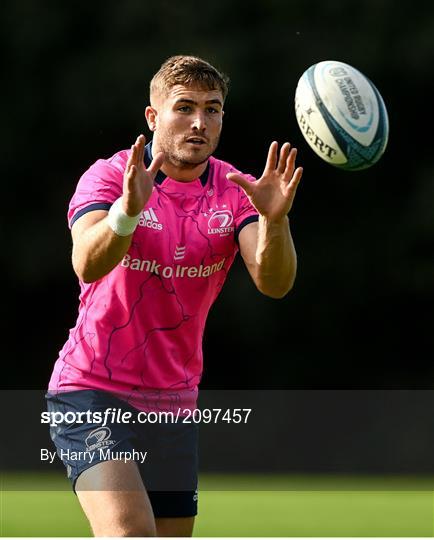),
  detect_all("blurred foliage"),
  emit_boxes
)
[2,0,434,388]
